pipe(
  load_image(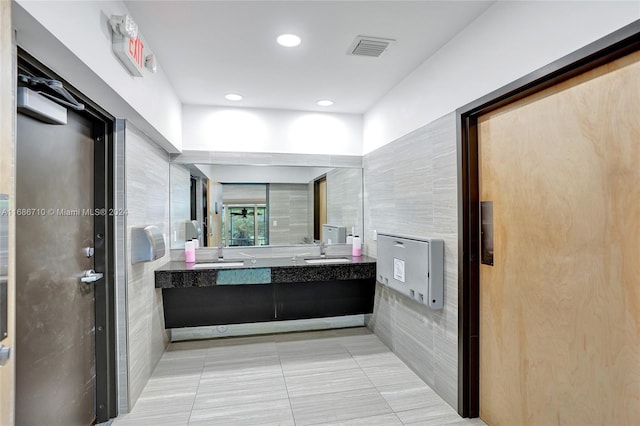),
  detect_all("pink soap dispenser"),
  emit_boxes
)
[352,236,362,257]
[185,241,196,263]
